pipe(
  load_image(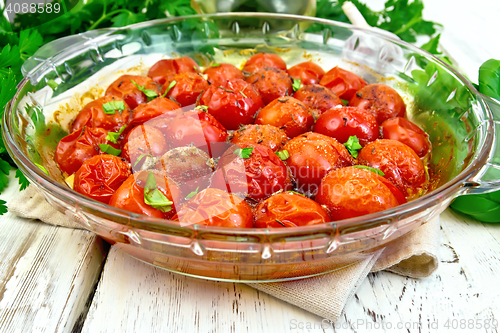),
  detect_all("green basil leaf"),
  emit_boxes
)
[98,144,122,156]
[102,100,125,115]
[343,136,362,158]
[185,186,199,200]
[131,79,158,100]
[105,125,126,144]
[233,147,254,159]
[292,78,301,92]
[162,80,177,97]
[353,165,385,176]
[133,153,153,167]
[143,172,173,212]
[275,150,290,161]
